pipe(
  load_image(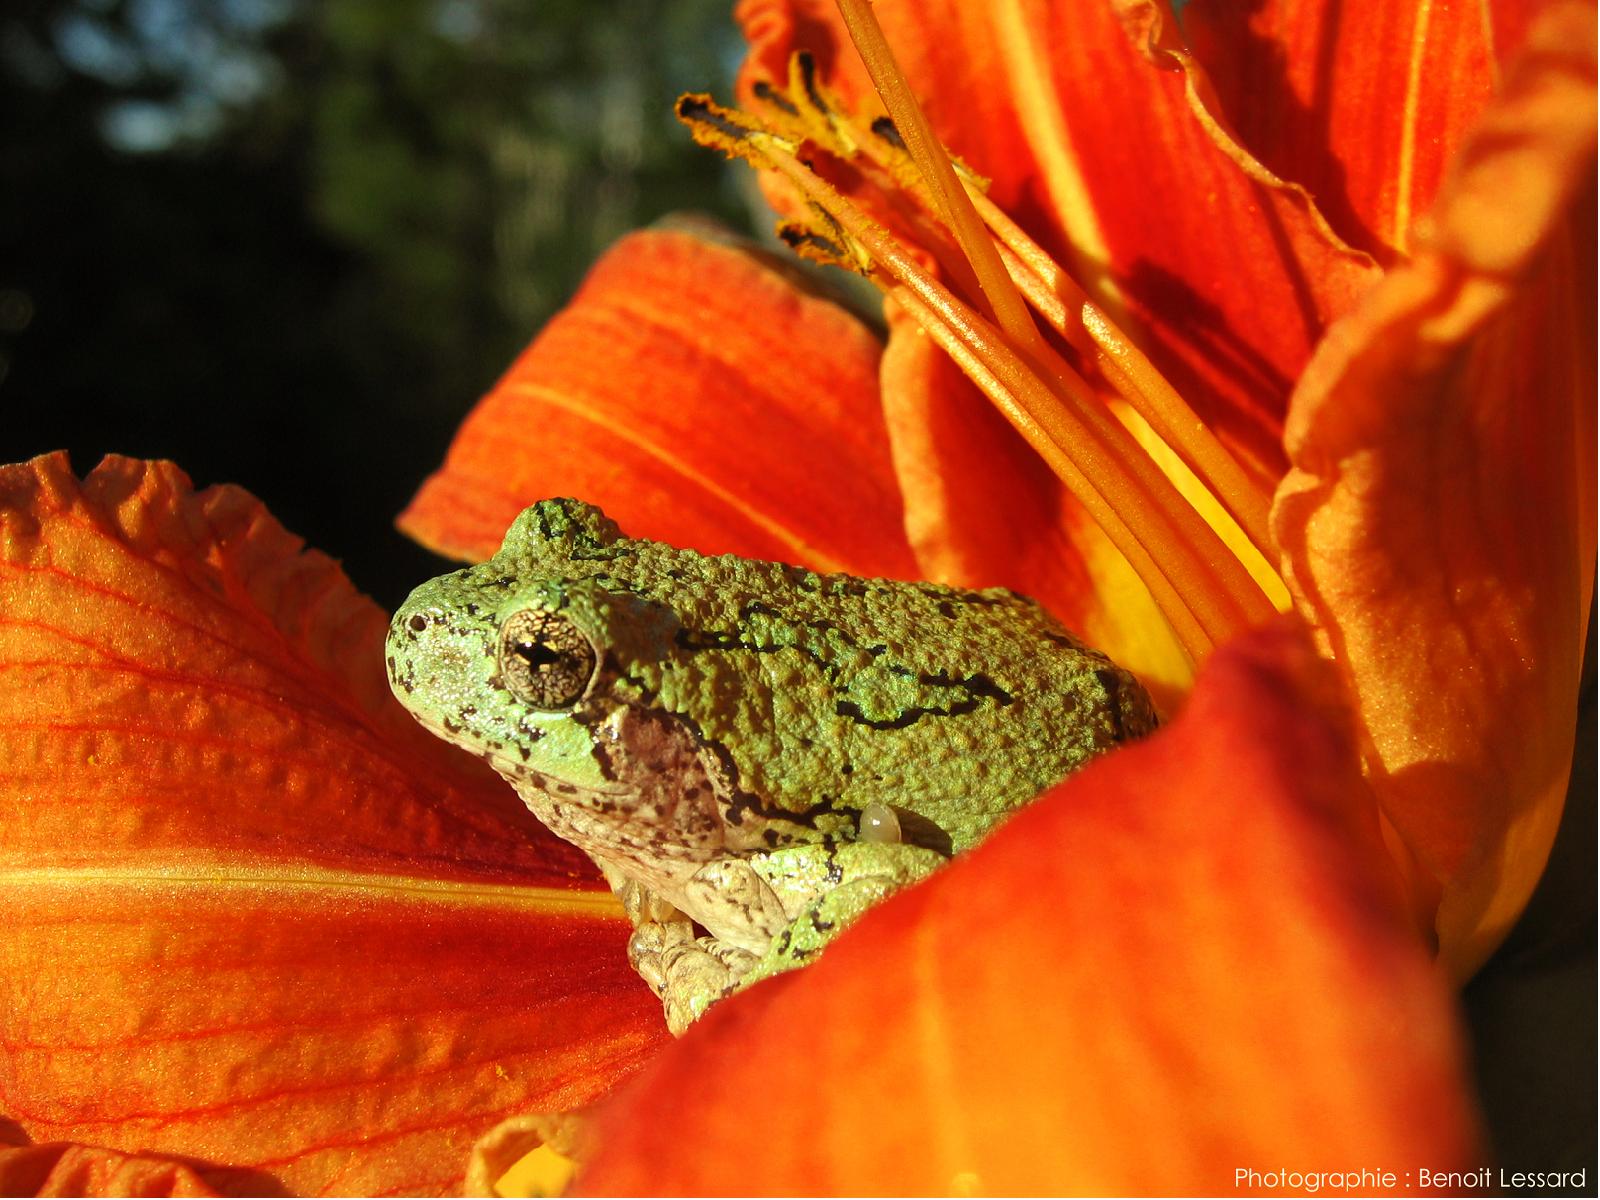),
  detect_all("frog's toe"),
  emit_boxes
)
[604,869,683,928]
[626,918,695,995]
[658,938,756,1035]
